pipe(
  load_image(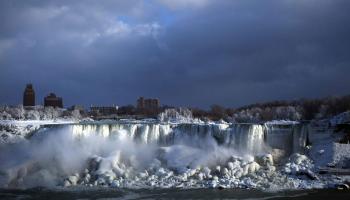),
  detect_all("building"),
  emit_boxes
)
[44,93,63,108]
[23,84,35,107]
[137,97,160,110]
[90,105,118,116]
